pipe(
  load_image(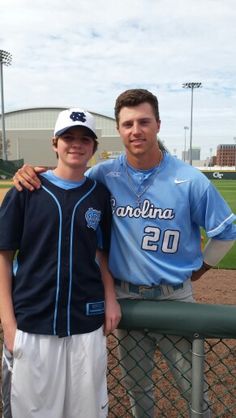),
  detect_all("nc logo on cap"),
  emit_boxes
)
[70,111,86,123]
